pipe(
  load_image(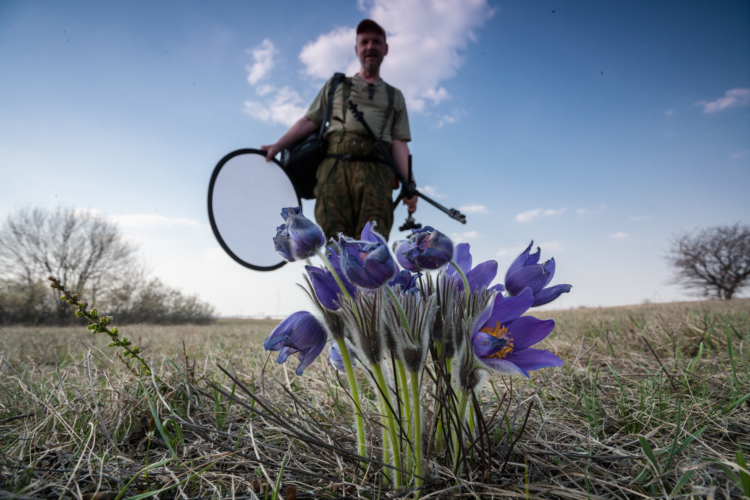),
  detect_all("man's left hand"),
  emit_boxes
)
[403,195,418,212]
